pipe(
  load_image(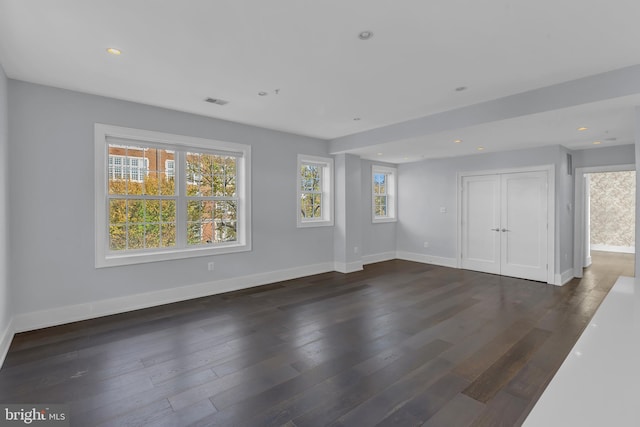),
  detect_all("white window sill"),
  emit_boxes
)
[297,220,334,228]
[96,242,251,268]
[373,217,397,224]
